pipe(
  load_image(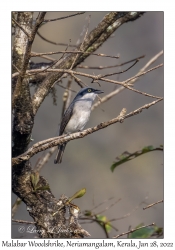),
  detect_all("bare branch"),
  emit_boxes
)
[77,55,145,69]
[70,15,91,70]
[12,197,22,218]
[101,59,139,77]
[12,219,35,224]
[31,51,56,61]
[43,12,85,23]
[70,73,86,88]
[56,82,77,93]
[37,30,77,47]
[143,199,163,210]
[30,50,119,59]
[34,147,57,172]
